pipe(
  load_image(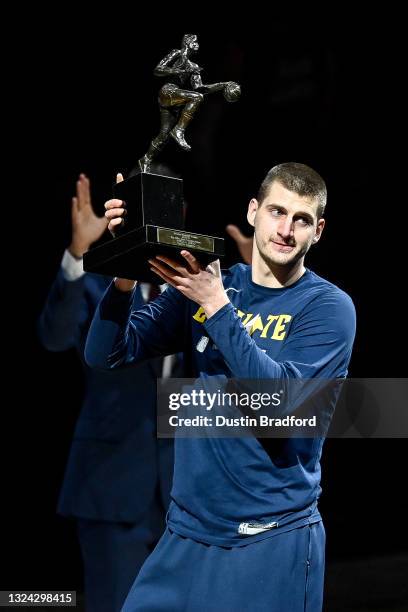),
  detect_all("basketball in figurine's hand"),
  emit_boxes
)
[223,81,241,102]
